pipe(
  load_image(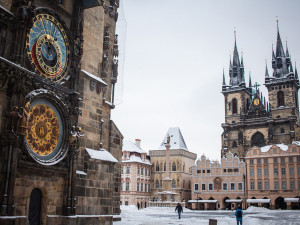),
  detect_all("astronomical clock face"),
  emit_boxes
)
[26,13,70,82]
[253,98,260,106]
[25,98,64,163]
